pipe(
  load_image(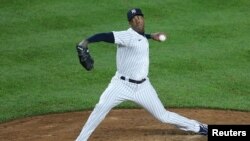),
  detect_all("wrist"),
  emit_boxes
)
[79,40,89,47]
[145,34,151,39]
